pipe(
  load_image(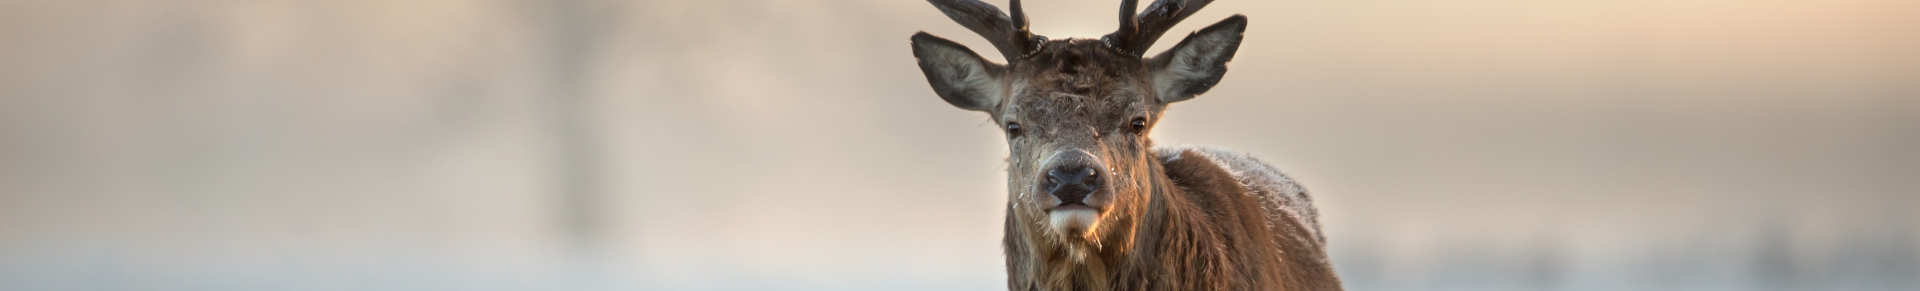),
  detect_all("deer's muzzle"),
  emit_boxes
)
[1038,149,1109,210]
[1045,165,1099,206]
